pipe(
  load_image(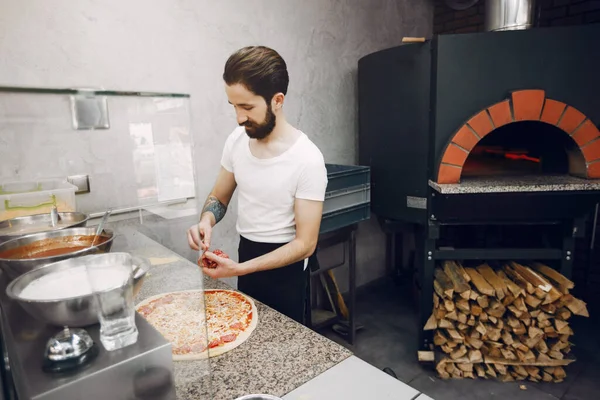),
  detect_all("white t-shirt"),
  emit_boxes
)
[221,126,328,244]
